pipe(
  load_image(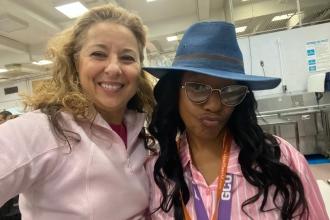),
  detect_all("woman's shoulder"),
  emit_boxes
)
[274,136,307,168]
[1,110,72,135]
[0,110,68,155]
[11,110,78,130]
[1,110,49,130]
